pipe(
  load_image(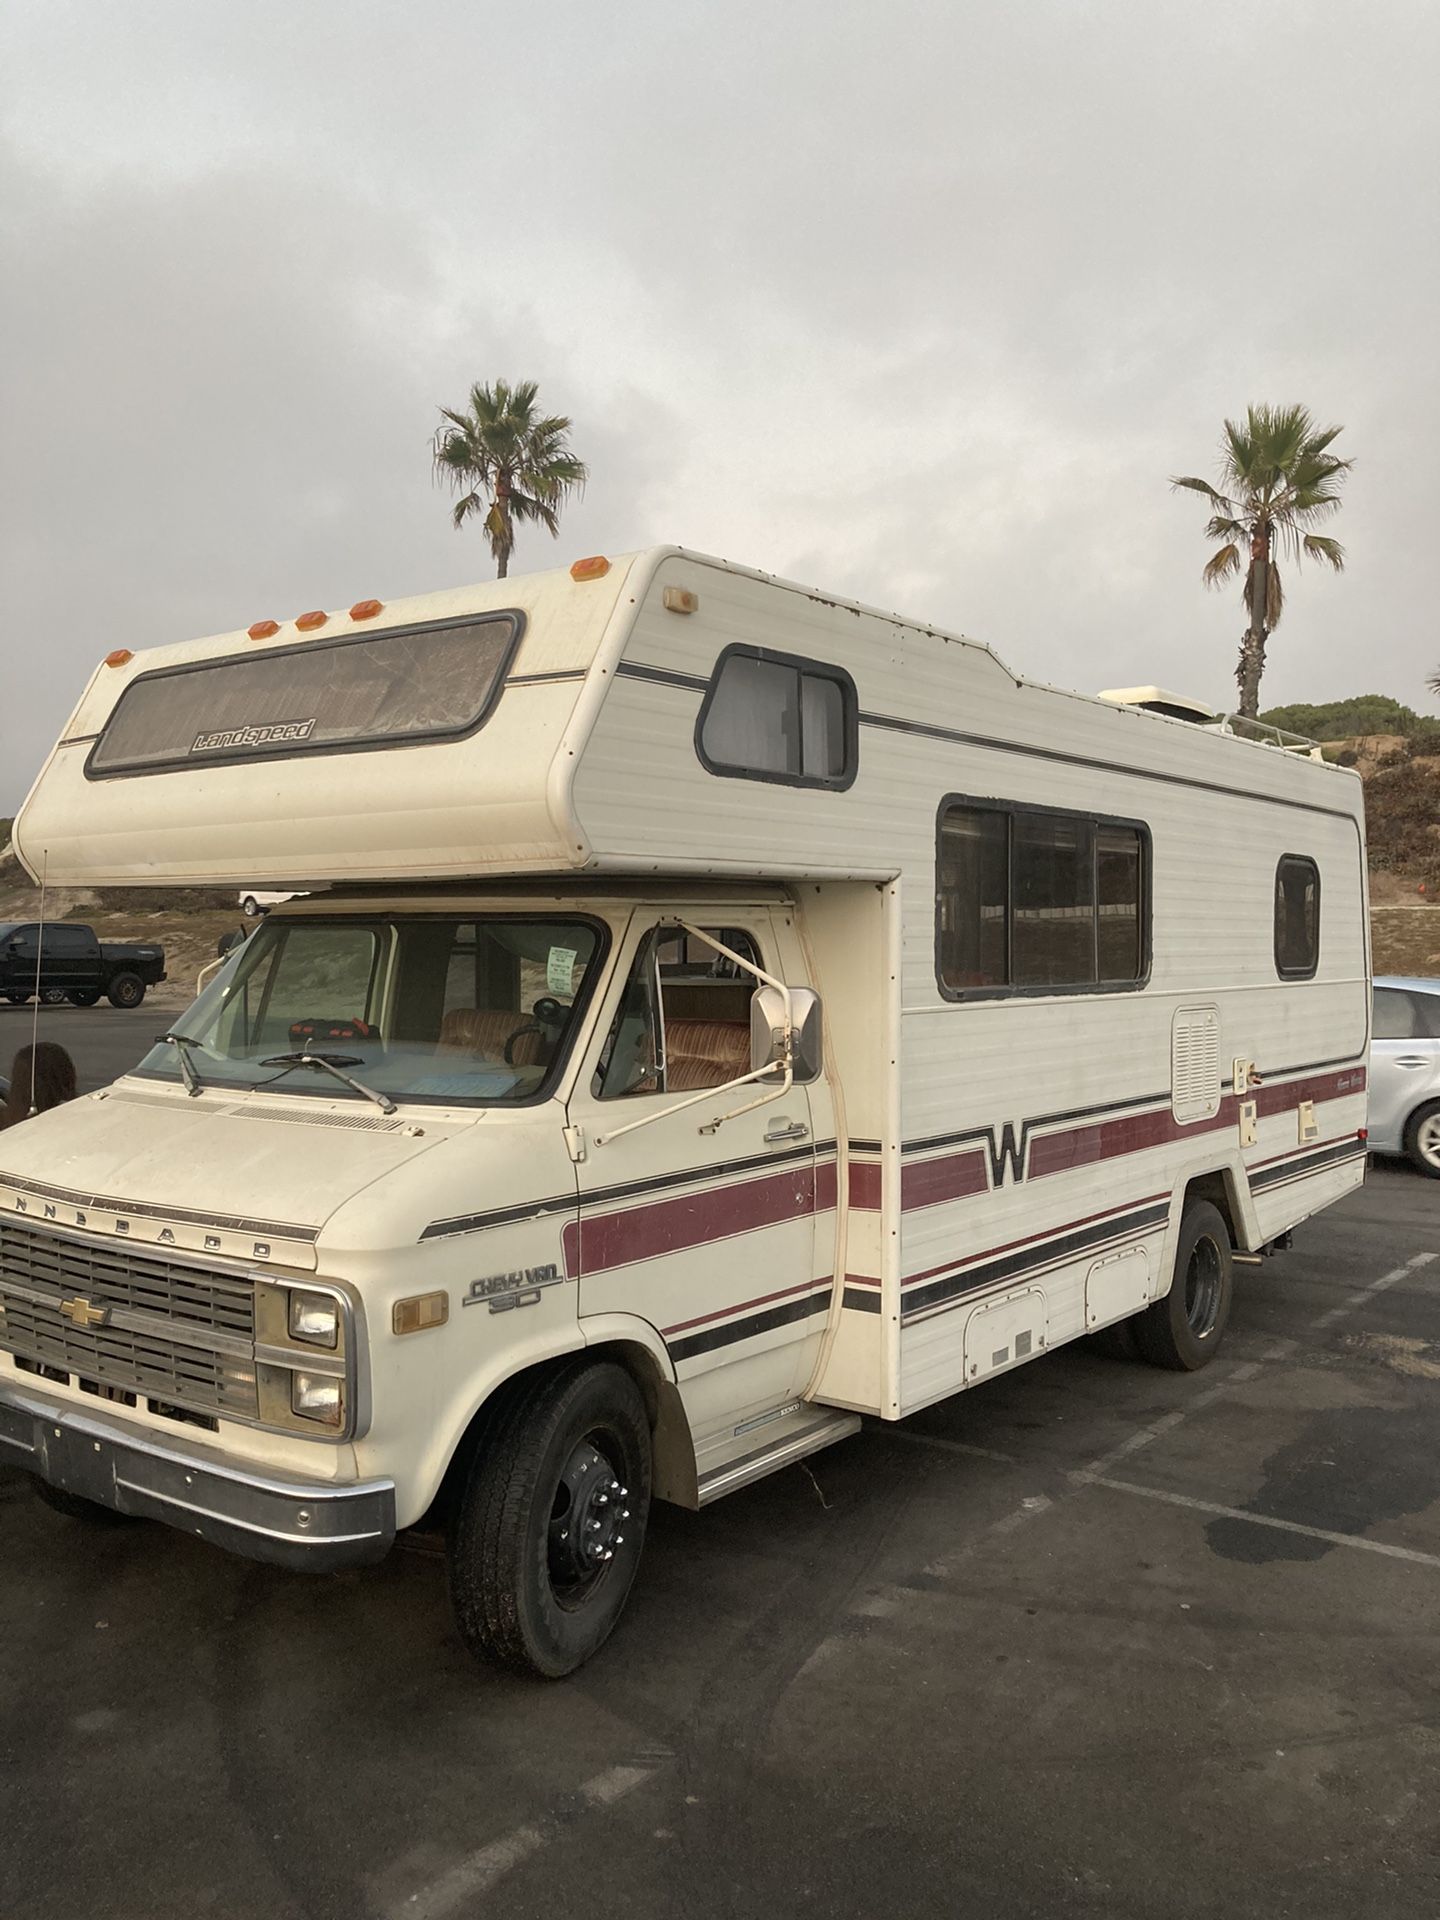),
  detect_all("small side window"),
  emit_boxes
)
[1274,856,1320,979]
[1373,988,1418,1041]
[696,646,857,790]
